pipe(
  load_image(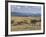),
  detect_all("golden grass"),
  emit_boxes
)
[11,16,41,31]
